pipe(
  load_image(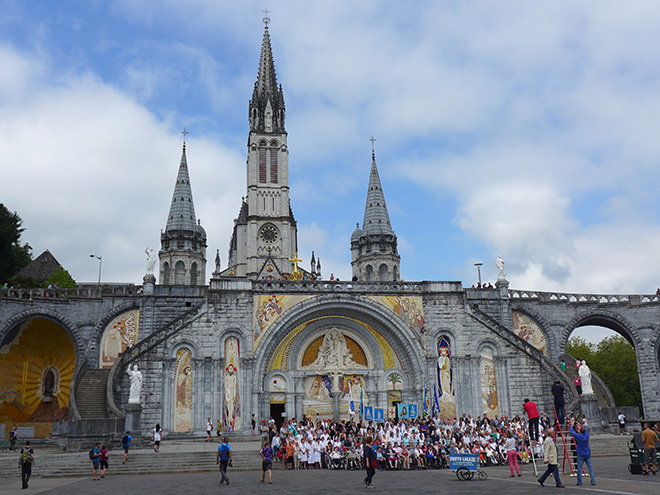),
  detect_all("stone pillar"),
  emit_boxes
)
[579,394,602,432]
[143,274,156,295]
[125,403,142,442]
[333,393,340,421]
